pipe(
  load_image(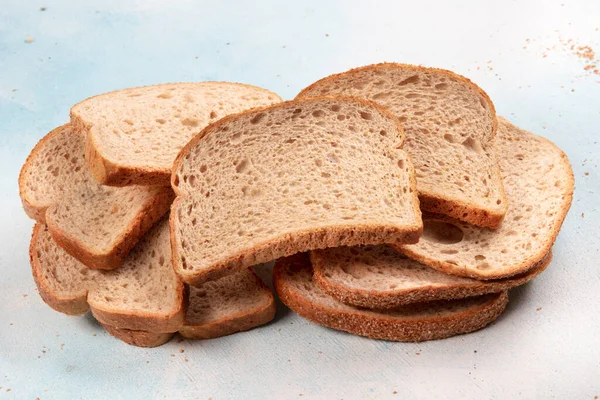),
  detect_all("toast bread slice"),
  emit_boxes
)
[297,63,507,228]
